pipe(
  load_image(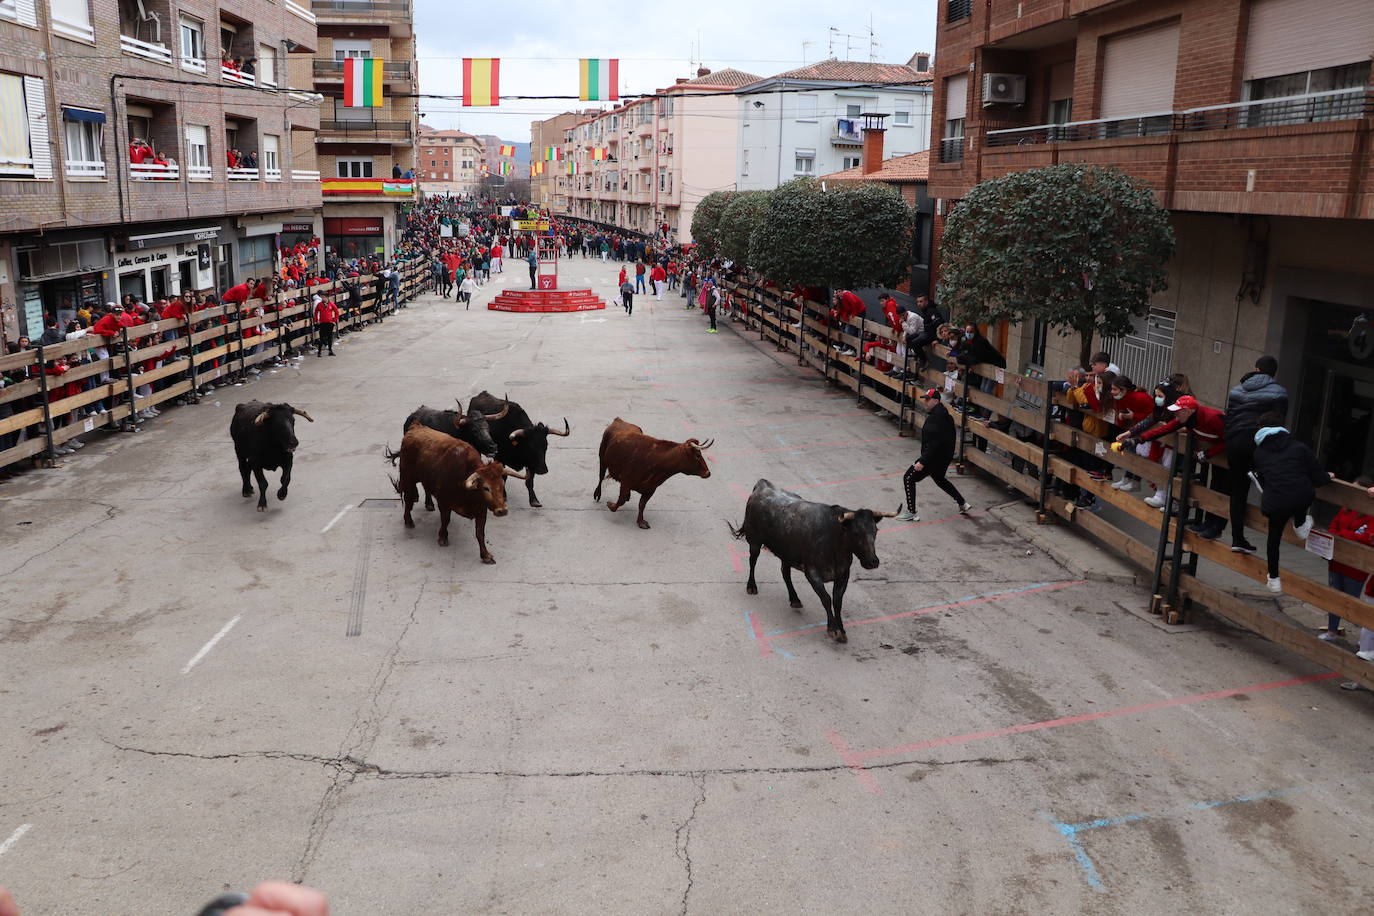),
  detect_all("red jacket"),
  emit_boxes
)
[1328,508,1374,580]
[882,300,901,333]
[251,281,270,301]
[650,266,666,282]
[93,314,123,338]
[1114,390,1155,427]
[160,301,188,321]
[223,283,251,305]
[834,291,864,323]
[314,300,339,324]
[1140,404,1226,457]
